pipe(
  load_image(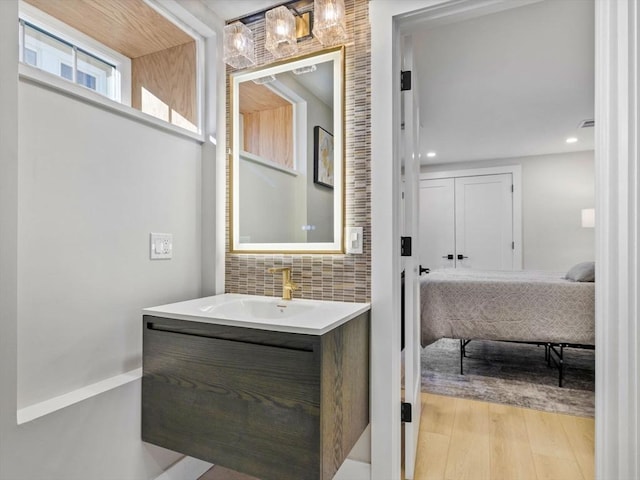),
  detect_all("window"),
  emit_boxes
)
[18,1,203,135]
[20,20,117,100]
